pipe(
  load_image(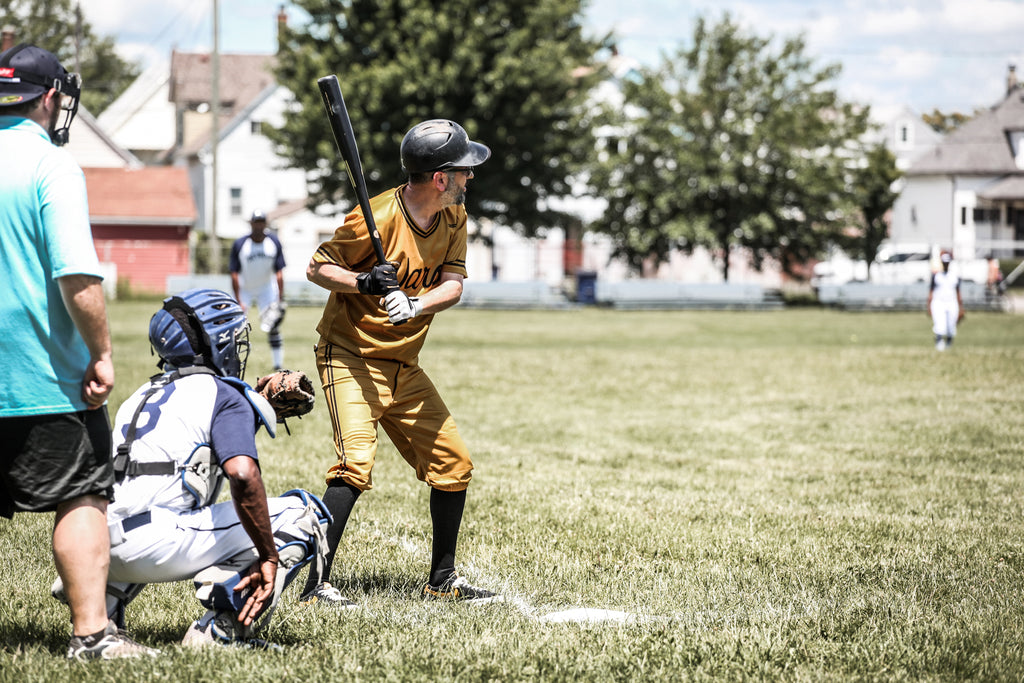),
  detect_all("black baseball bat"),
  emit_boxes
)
[317,75,388,265]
